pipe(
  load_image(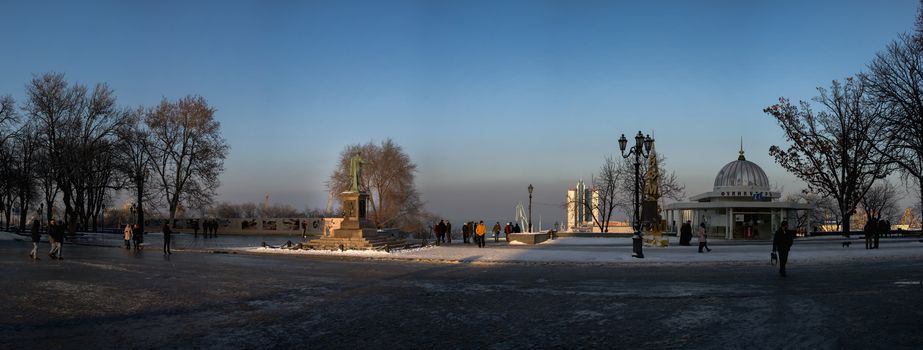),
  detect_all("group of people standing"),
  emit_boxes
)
[433,220,453,245]
[436,220,523,247]
[123,221,176,255]
[123,224,144,251]
[193,219,220,238]
[29,218,65,260]
[863,218,890,250]
[678,221,711,253]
